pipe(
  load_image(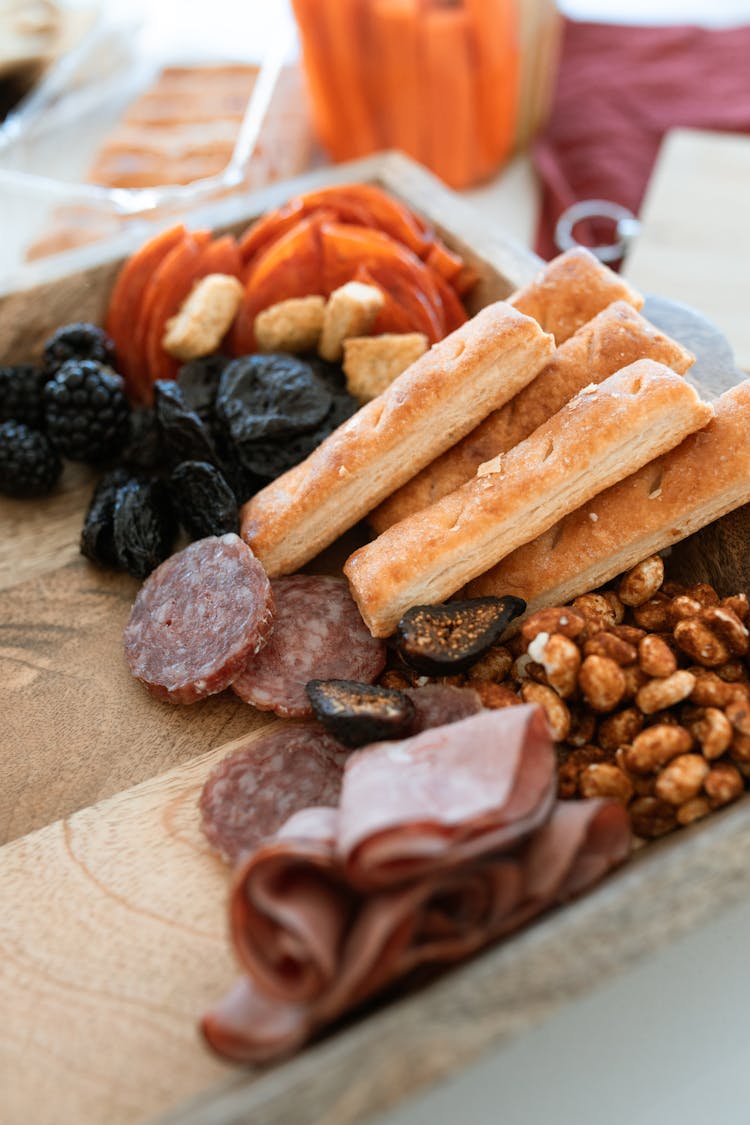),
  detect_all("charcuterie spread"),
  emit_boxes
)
[4,178,750,1074]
